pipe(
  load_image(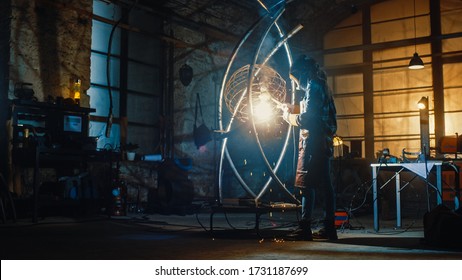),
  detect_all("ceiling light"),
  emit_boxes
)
[408,0,424,70]
[409,53,424,69]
